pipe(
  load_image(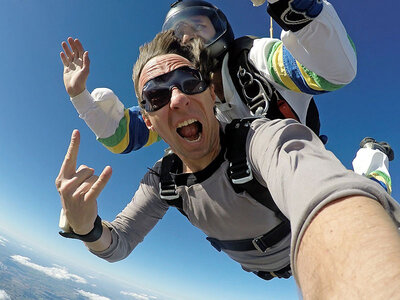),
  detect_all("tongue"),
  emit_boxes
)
[178,122,200,141]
